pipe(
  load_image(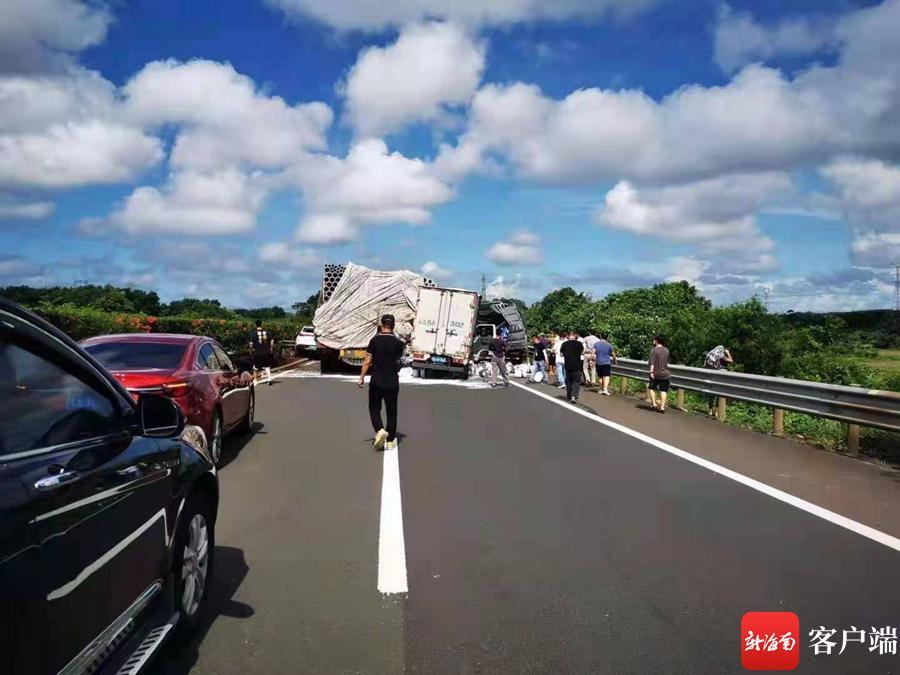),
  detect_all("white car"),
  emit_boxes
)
[295,325,316,354]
